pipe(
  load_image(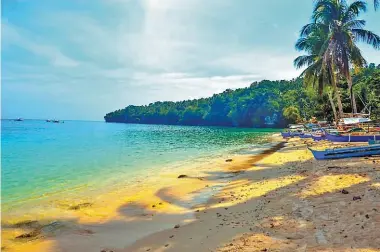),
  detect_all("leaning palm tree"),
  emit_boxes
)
[294,26,342,121]
[295,54,340,122]
[303,0,380,114]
